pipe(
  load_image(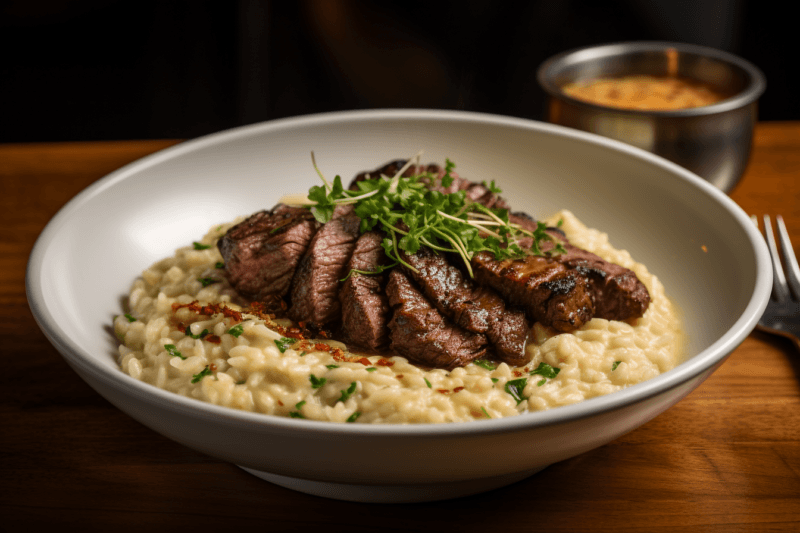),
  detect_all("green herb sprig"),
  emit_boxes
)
[294,153,564,278]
